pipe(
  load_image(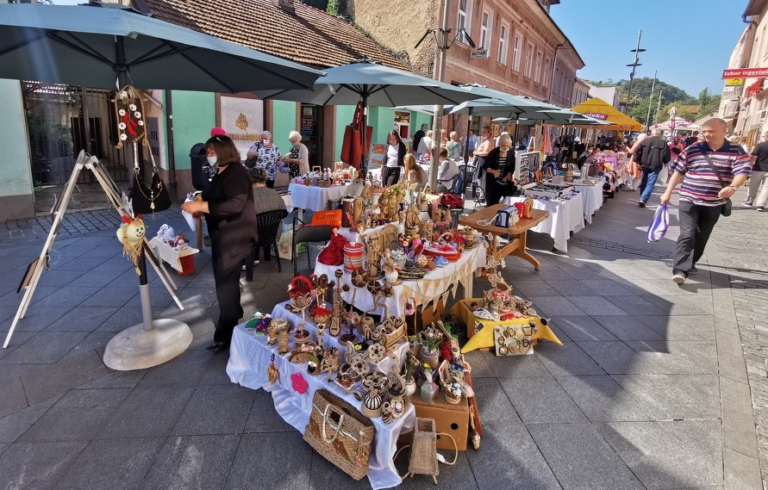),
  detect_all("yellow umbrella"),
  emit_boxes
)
[572,97,643,132]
